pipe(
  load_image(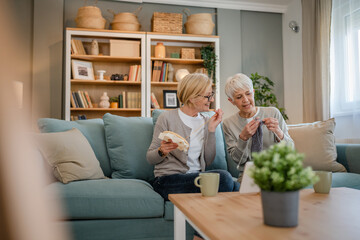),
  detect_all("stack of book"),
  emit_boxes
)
[150,92,160,109]
[71,39,86,55]
[71,91,93,108]
[151,61,173,82]
[118,91,141,108]
[128,65,141,82]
